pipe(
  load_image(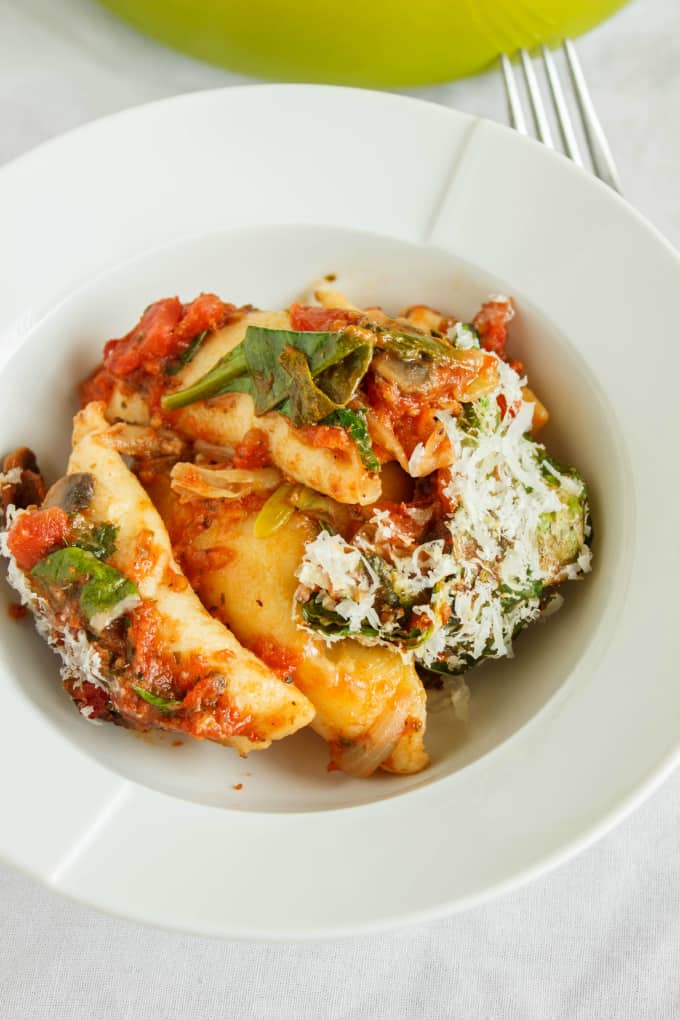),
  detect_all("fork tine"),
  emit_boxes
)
[519,49,554,148]
[501,54,528,135]
[541,45,584,168]
[563,39,622,192]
